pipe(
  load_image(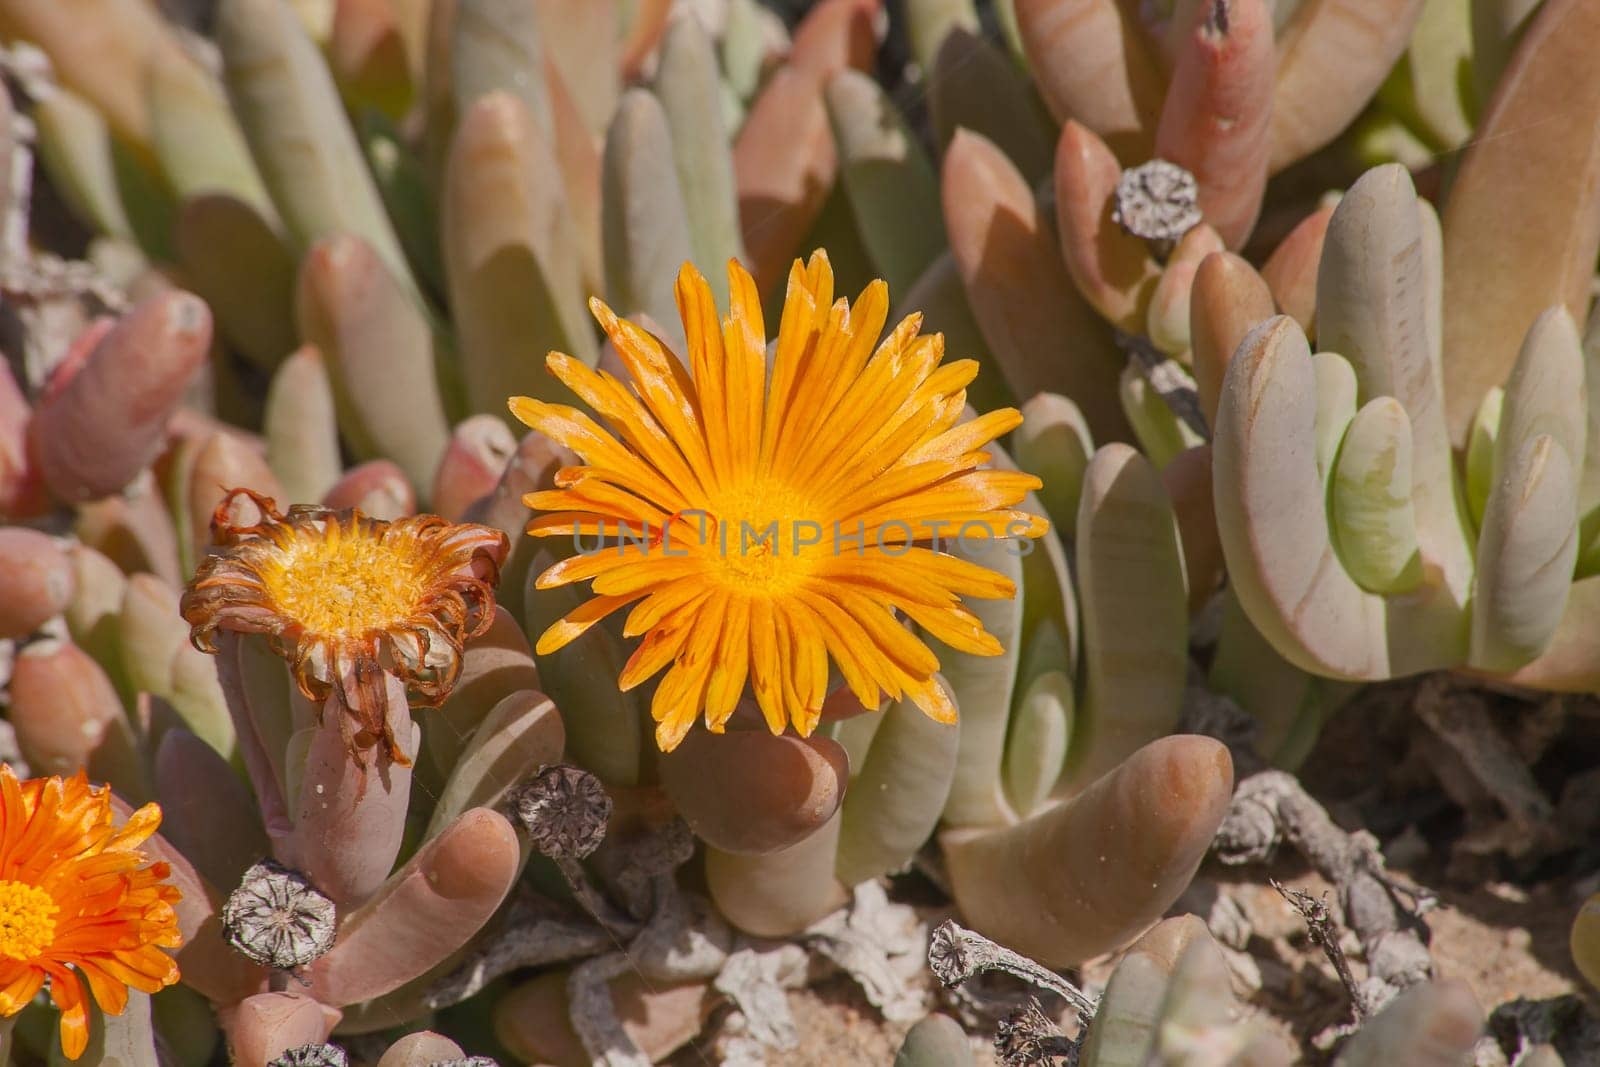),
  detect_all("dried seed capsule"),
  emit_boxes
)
[507,764,612,860]
[222,860,338,970]
[268,1043,348,1067]
[1113,159,1202,245]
